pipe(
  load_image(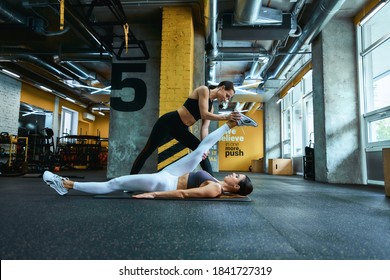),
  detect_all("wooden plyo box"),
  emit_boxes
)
[383,148,390,197]
[251,159,264,173]
[268,158,293,175]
